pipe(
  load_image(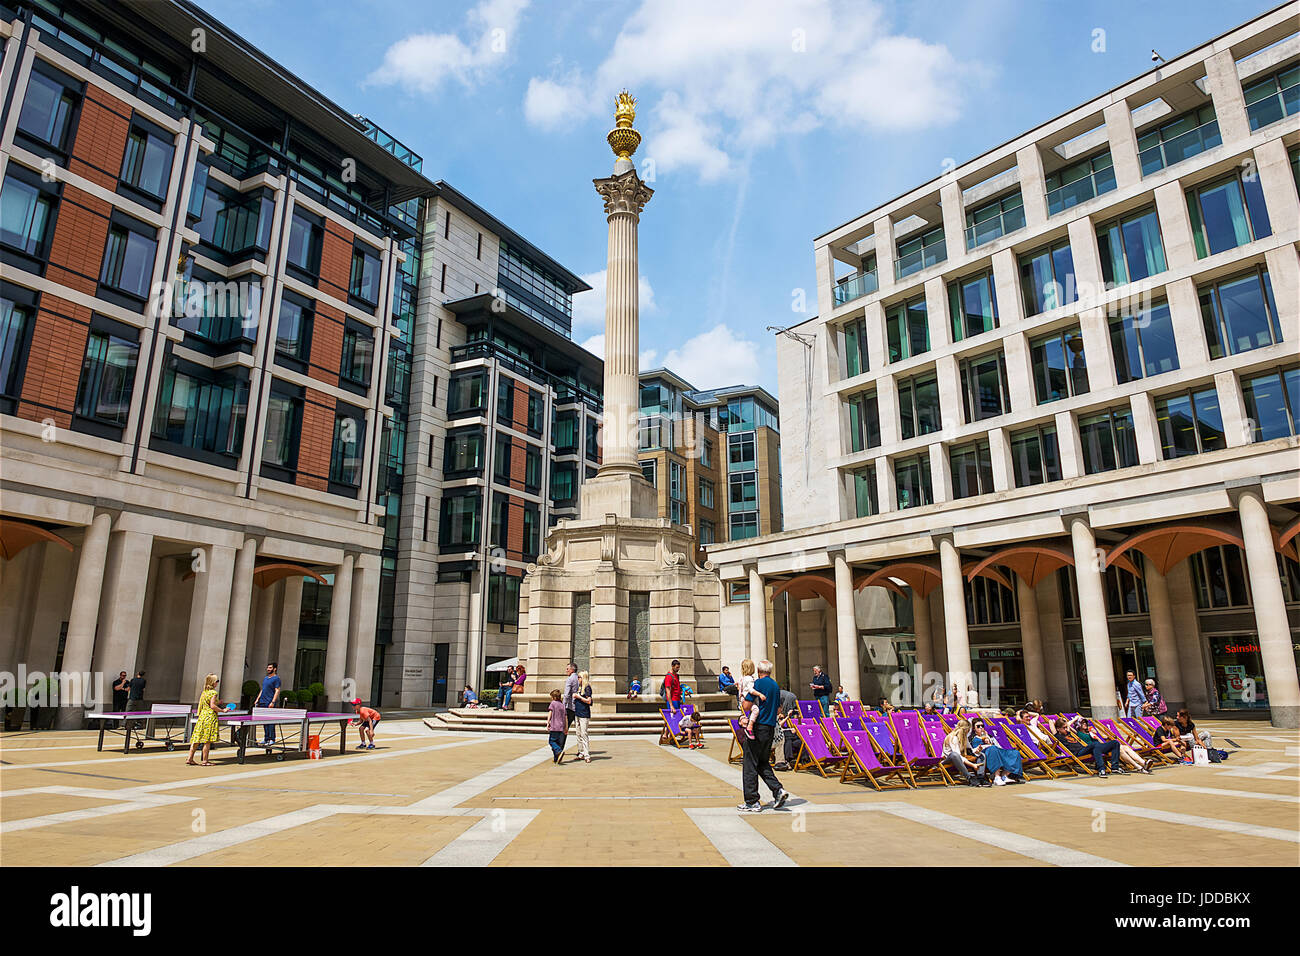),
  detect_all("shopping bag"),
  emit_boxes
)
[1192,746,1210,766]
